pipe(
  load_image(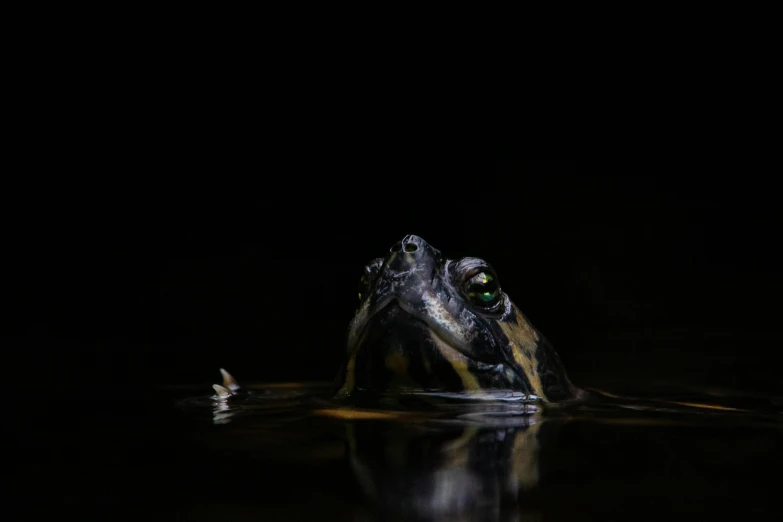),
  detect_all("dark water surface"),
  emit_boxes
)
[28,381,782,521]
